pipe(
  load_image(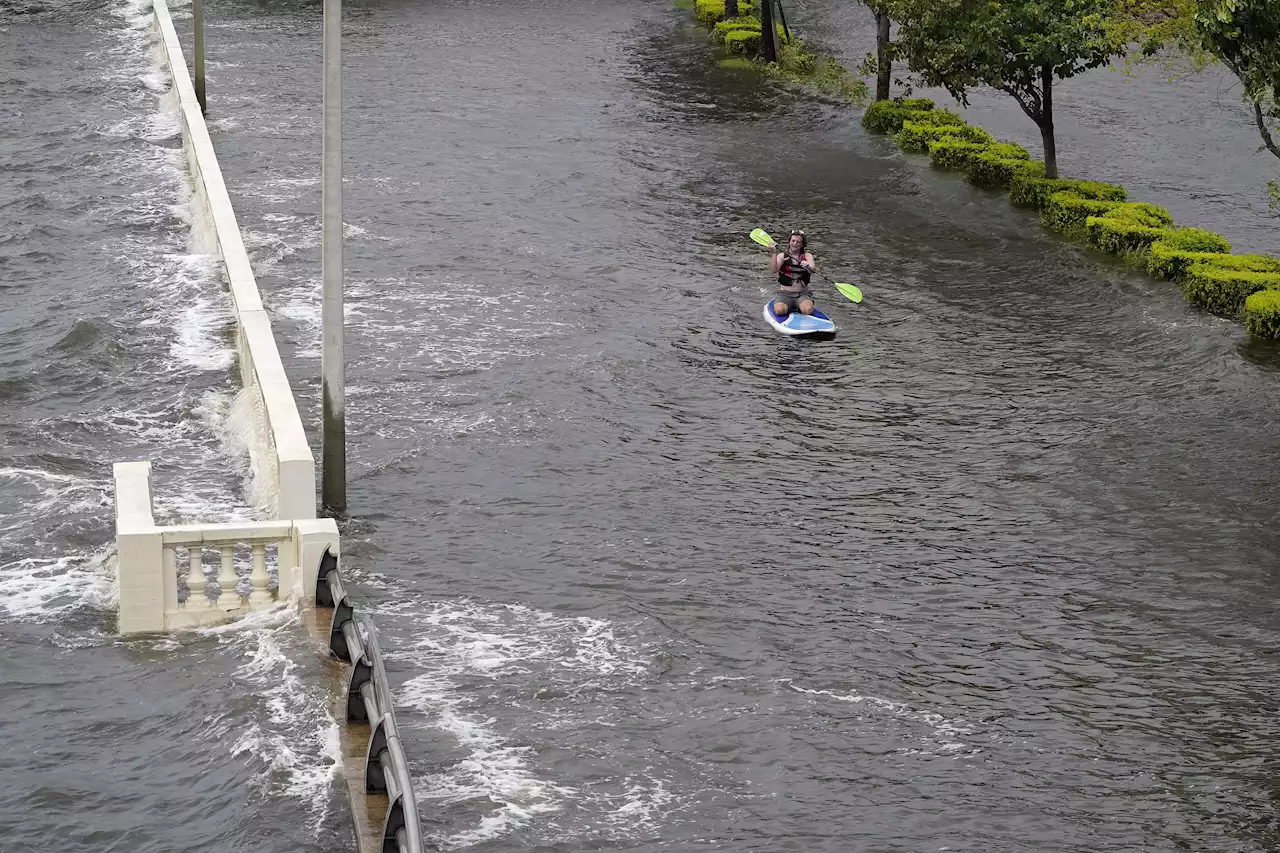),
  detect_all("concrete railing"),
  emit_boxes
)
[151,0,315,521]
[114,461,338,634]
